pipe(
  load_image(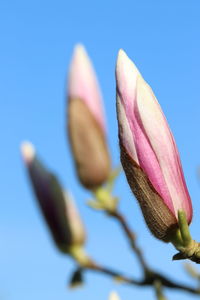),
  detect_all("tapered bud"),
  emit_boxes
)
[67,45,110,189]
[21,142,86,252]
[109,292,121,300]
[116,50,192,241]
